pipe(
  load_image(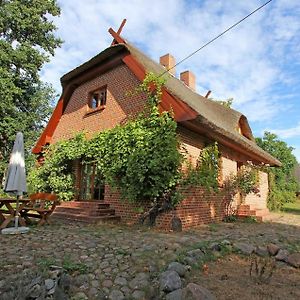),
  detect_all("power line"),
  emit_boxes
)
[161,0,273,76]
